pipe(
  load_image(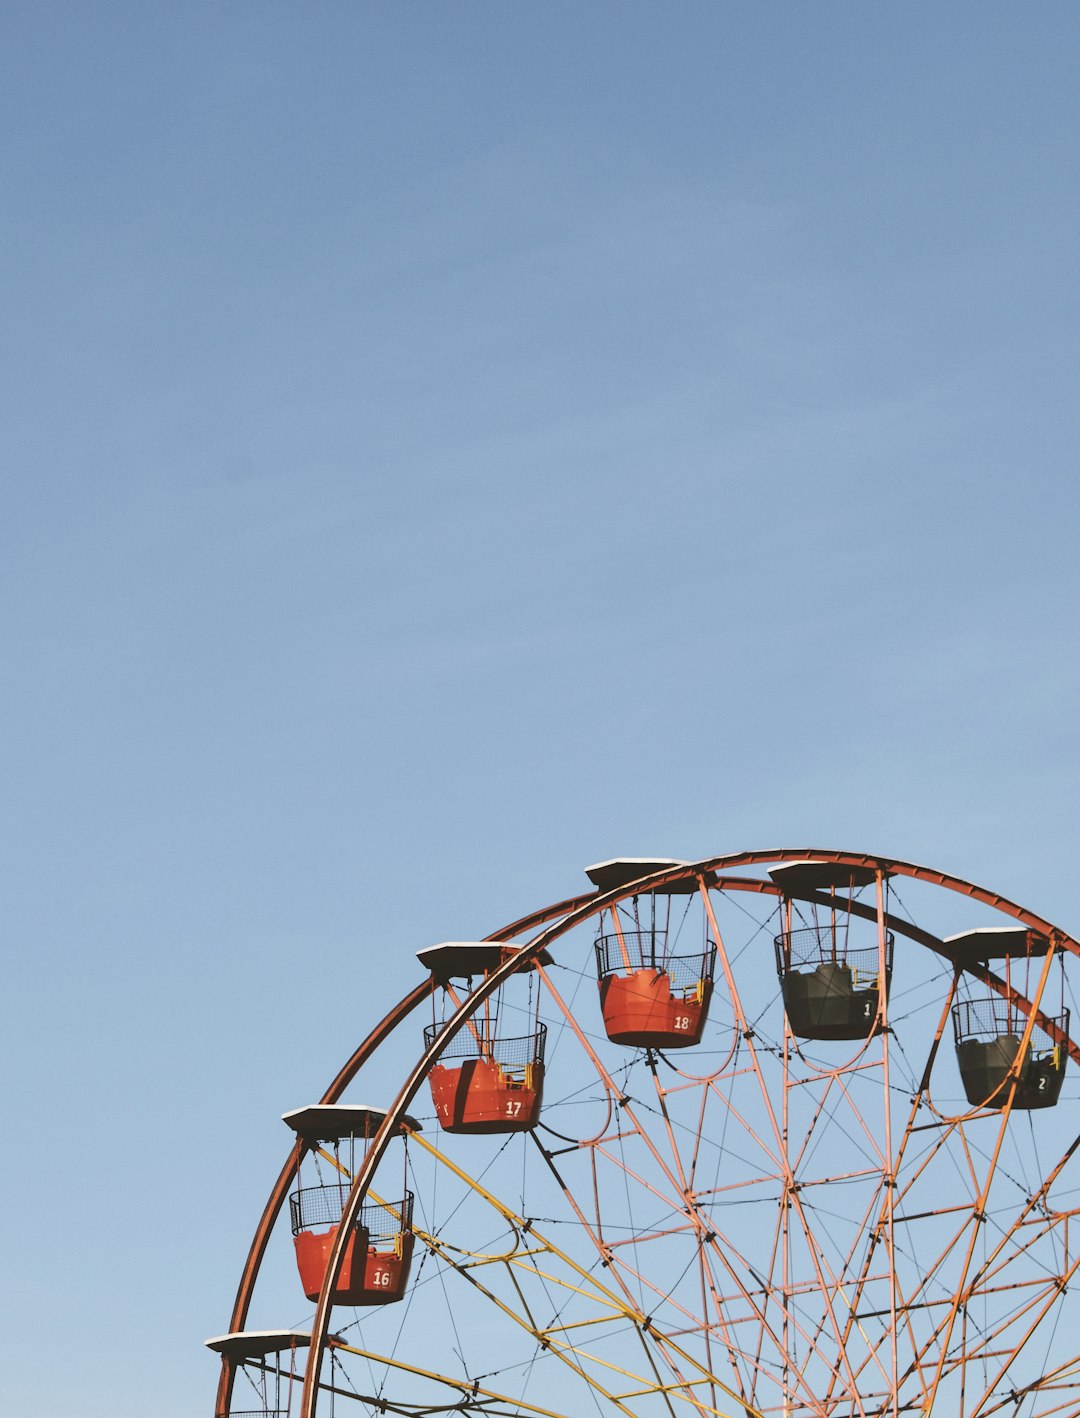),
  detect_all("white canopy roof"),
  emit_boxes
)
[585,858,699,894]
[282,1104,421,1141]
[945,926,1049,964]
[417,940,552,979]
[205,1329,311,1358]
[769,860,881,893]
